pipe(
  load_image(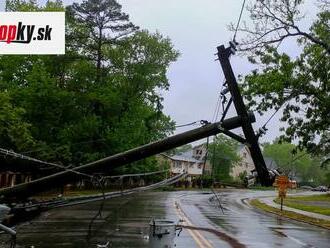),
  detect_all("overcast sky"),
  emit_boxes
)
[0,0,319,145]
